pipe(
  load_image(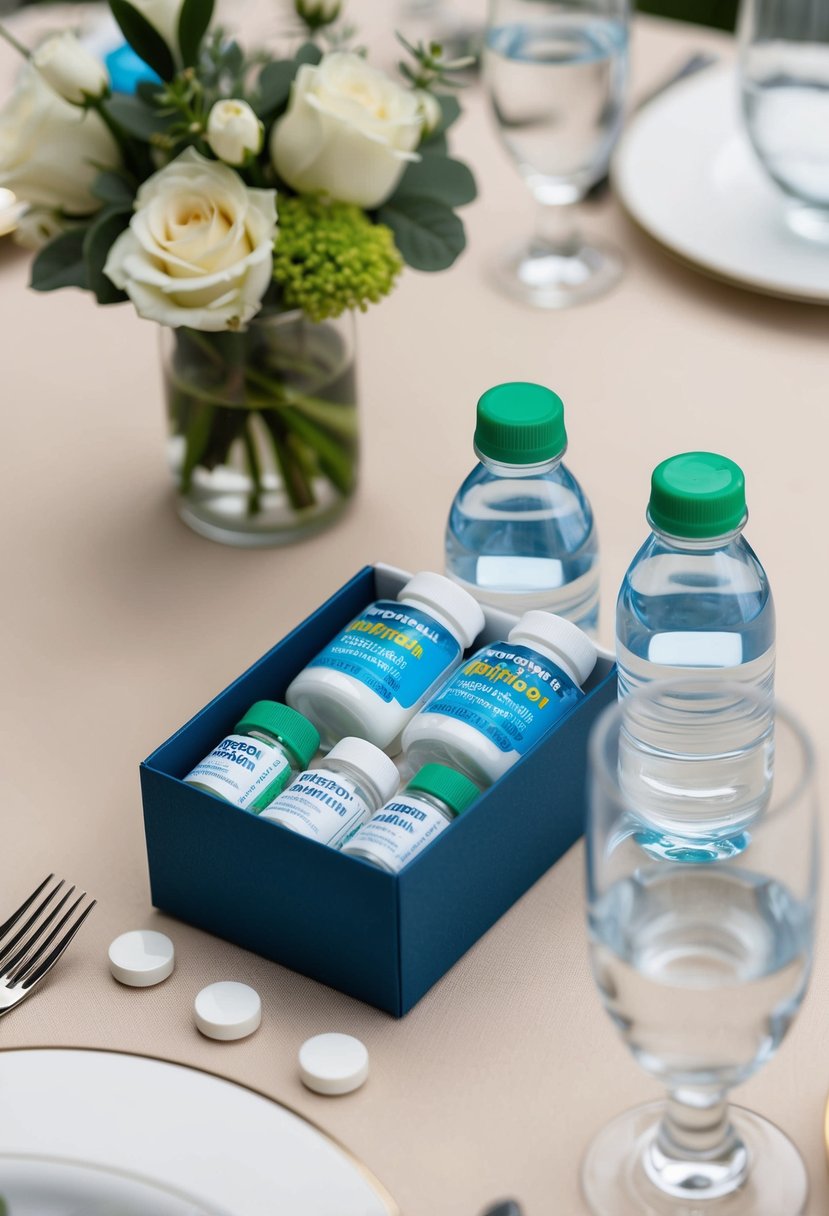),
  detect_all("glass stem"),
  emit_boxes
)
[645,1087,749,1200]
[533,200,581,256]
